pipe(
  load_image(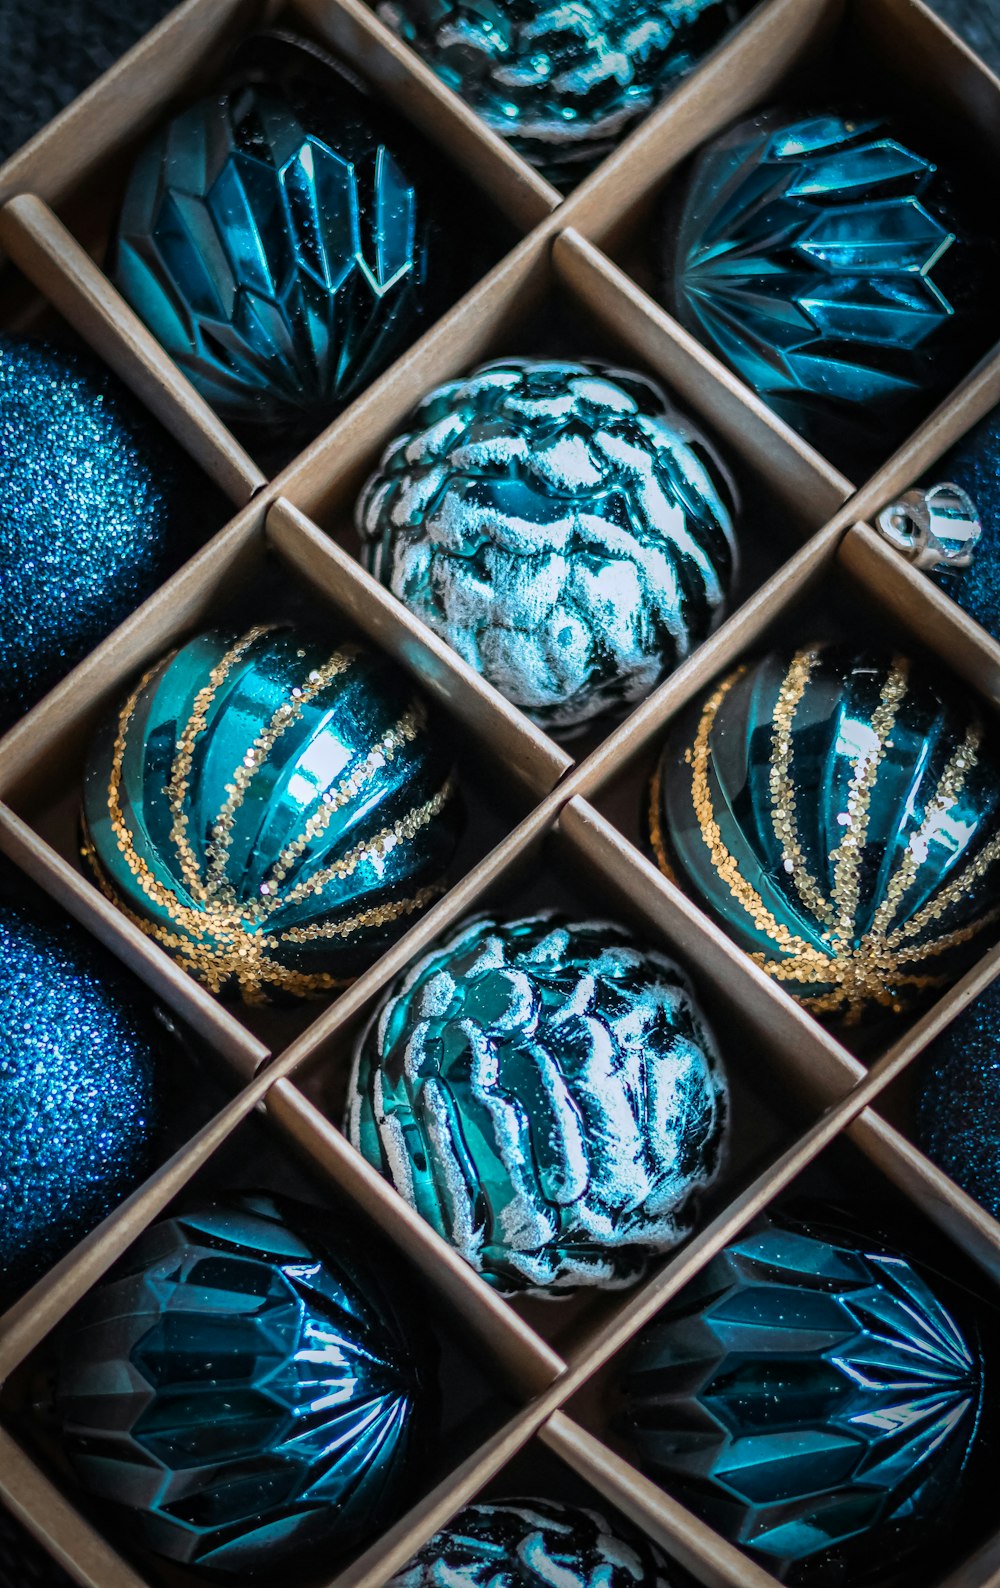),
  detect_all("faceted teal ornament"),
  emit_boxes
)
[0,896,164,1304]
[650,644,1000,1027]
[913,977,1000,1220]
[114,33,456,442]
[358,358,738,736]
[660,109,995,465]
[389,1499,679,1587]
[620,1208,987,1584]
[82,625,463,1002]
[347,912,729,1293]
[378,0,758,188]
[54,1194,437,1576]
